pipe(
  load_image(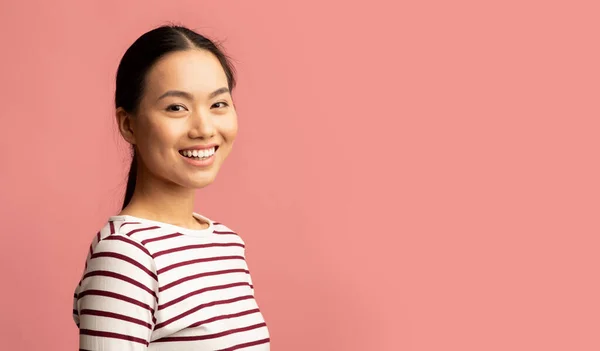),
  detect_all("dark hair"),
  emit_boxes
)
[115,25,236,210]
